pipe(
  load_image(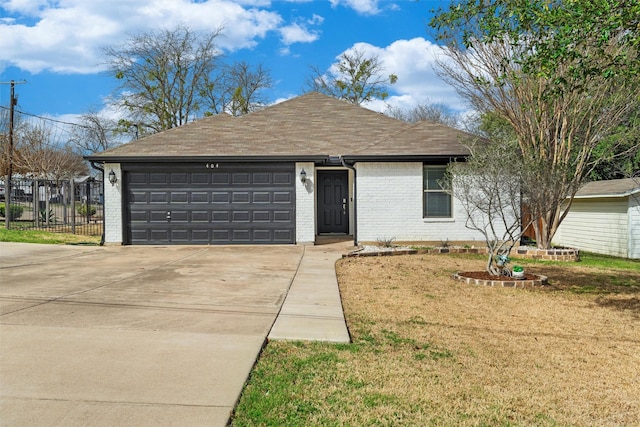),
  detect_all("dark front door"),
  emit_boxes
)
[317,170,349,234]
